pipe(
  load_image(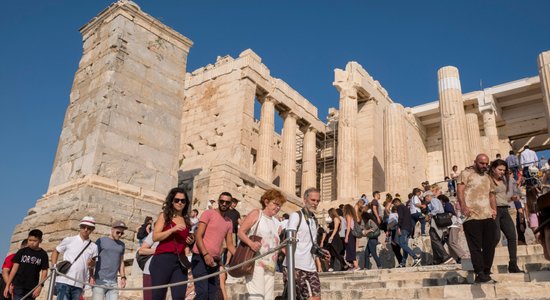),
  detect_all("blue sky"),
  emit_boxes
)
[1,1,549,256]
